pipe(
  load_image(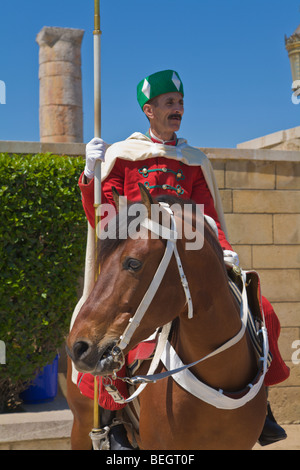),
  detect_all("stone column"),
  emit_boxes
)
[36,26,84,143]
